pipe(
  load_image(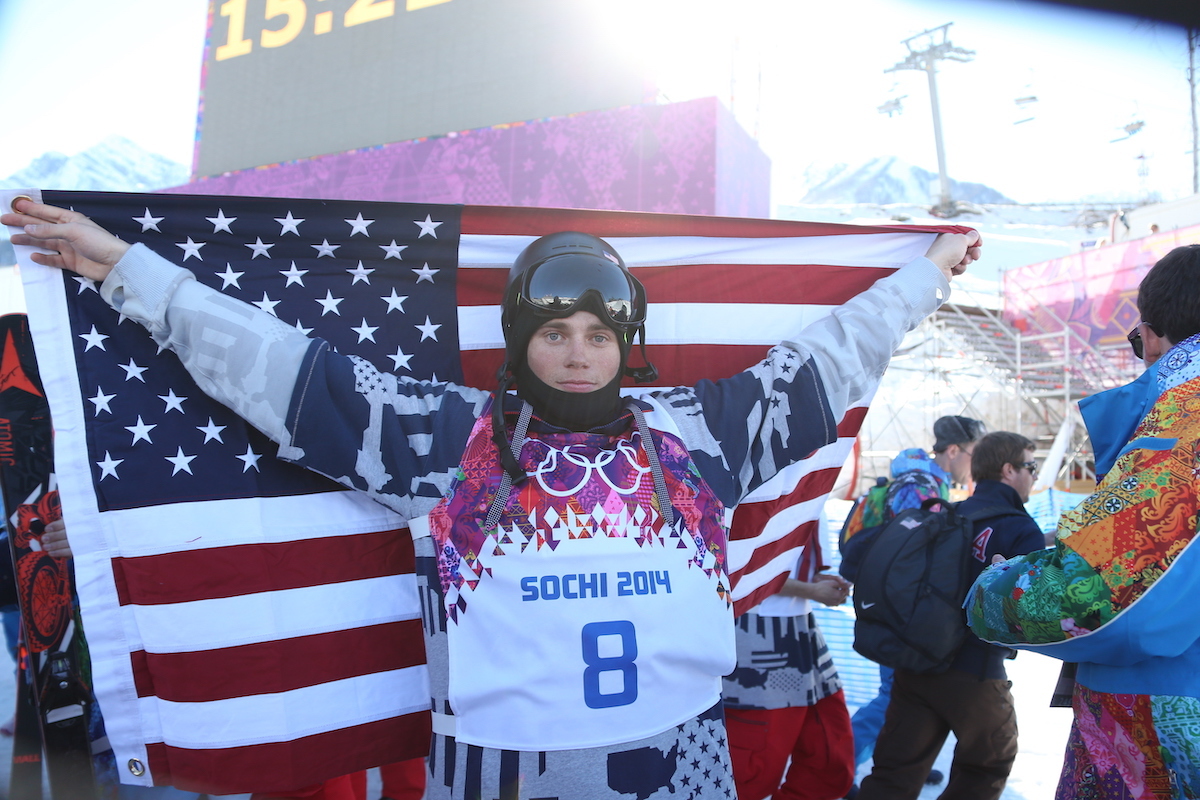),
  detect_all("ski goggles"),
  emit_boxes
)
[515,252,647,329]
